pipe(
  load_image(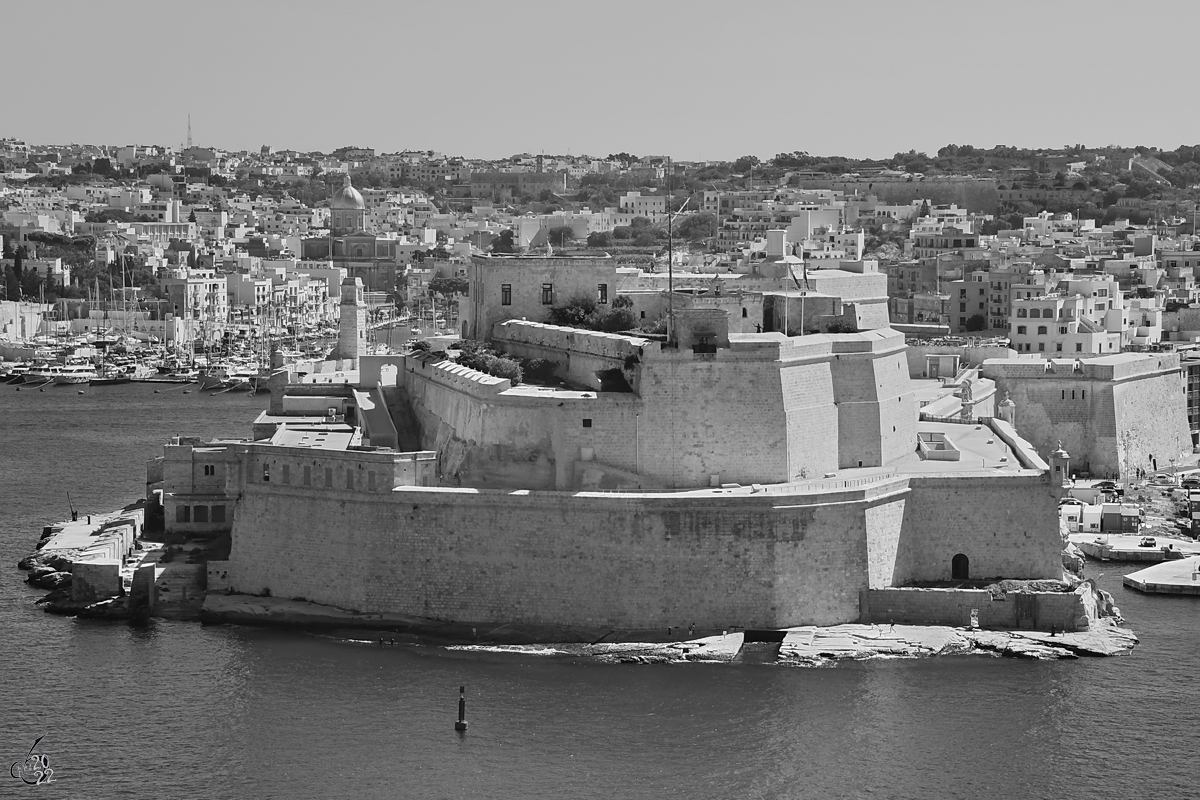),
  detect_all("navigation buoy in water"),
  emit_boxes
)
[77,390,84,395]
[39,388,45,392]
[455,685,468,732]
[182,390,191,394]
[153,390,160,394]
